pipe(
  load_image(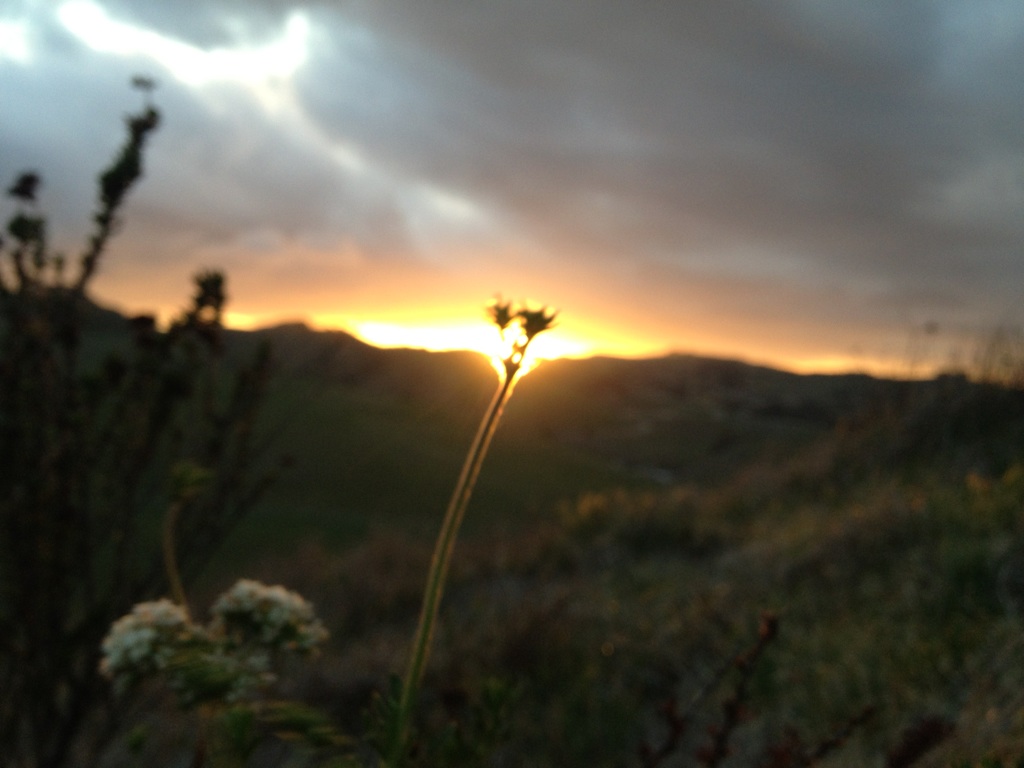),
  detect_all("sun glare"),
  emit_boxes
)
[222,311,266,330]
[348,320,588,366]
